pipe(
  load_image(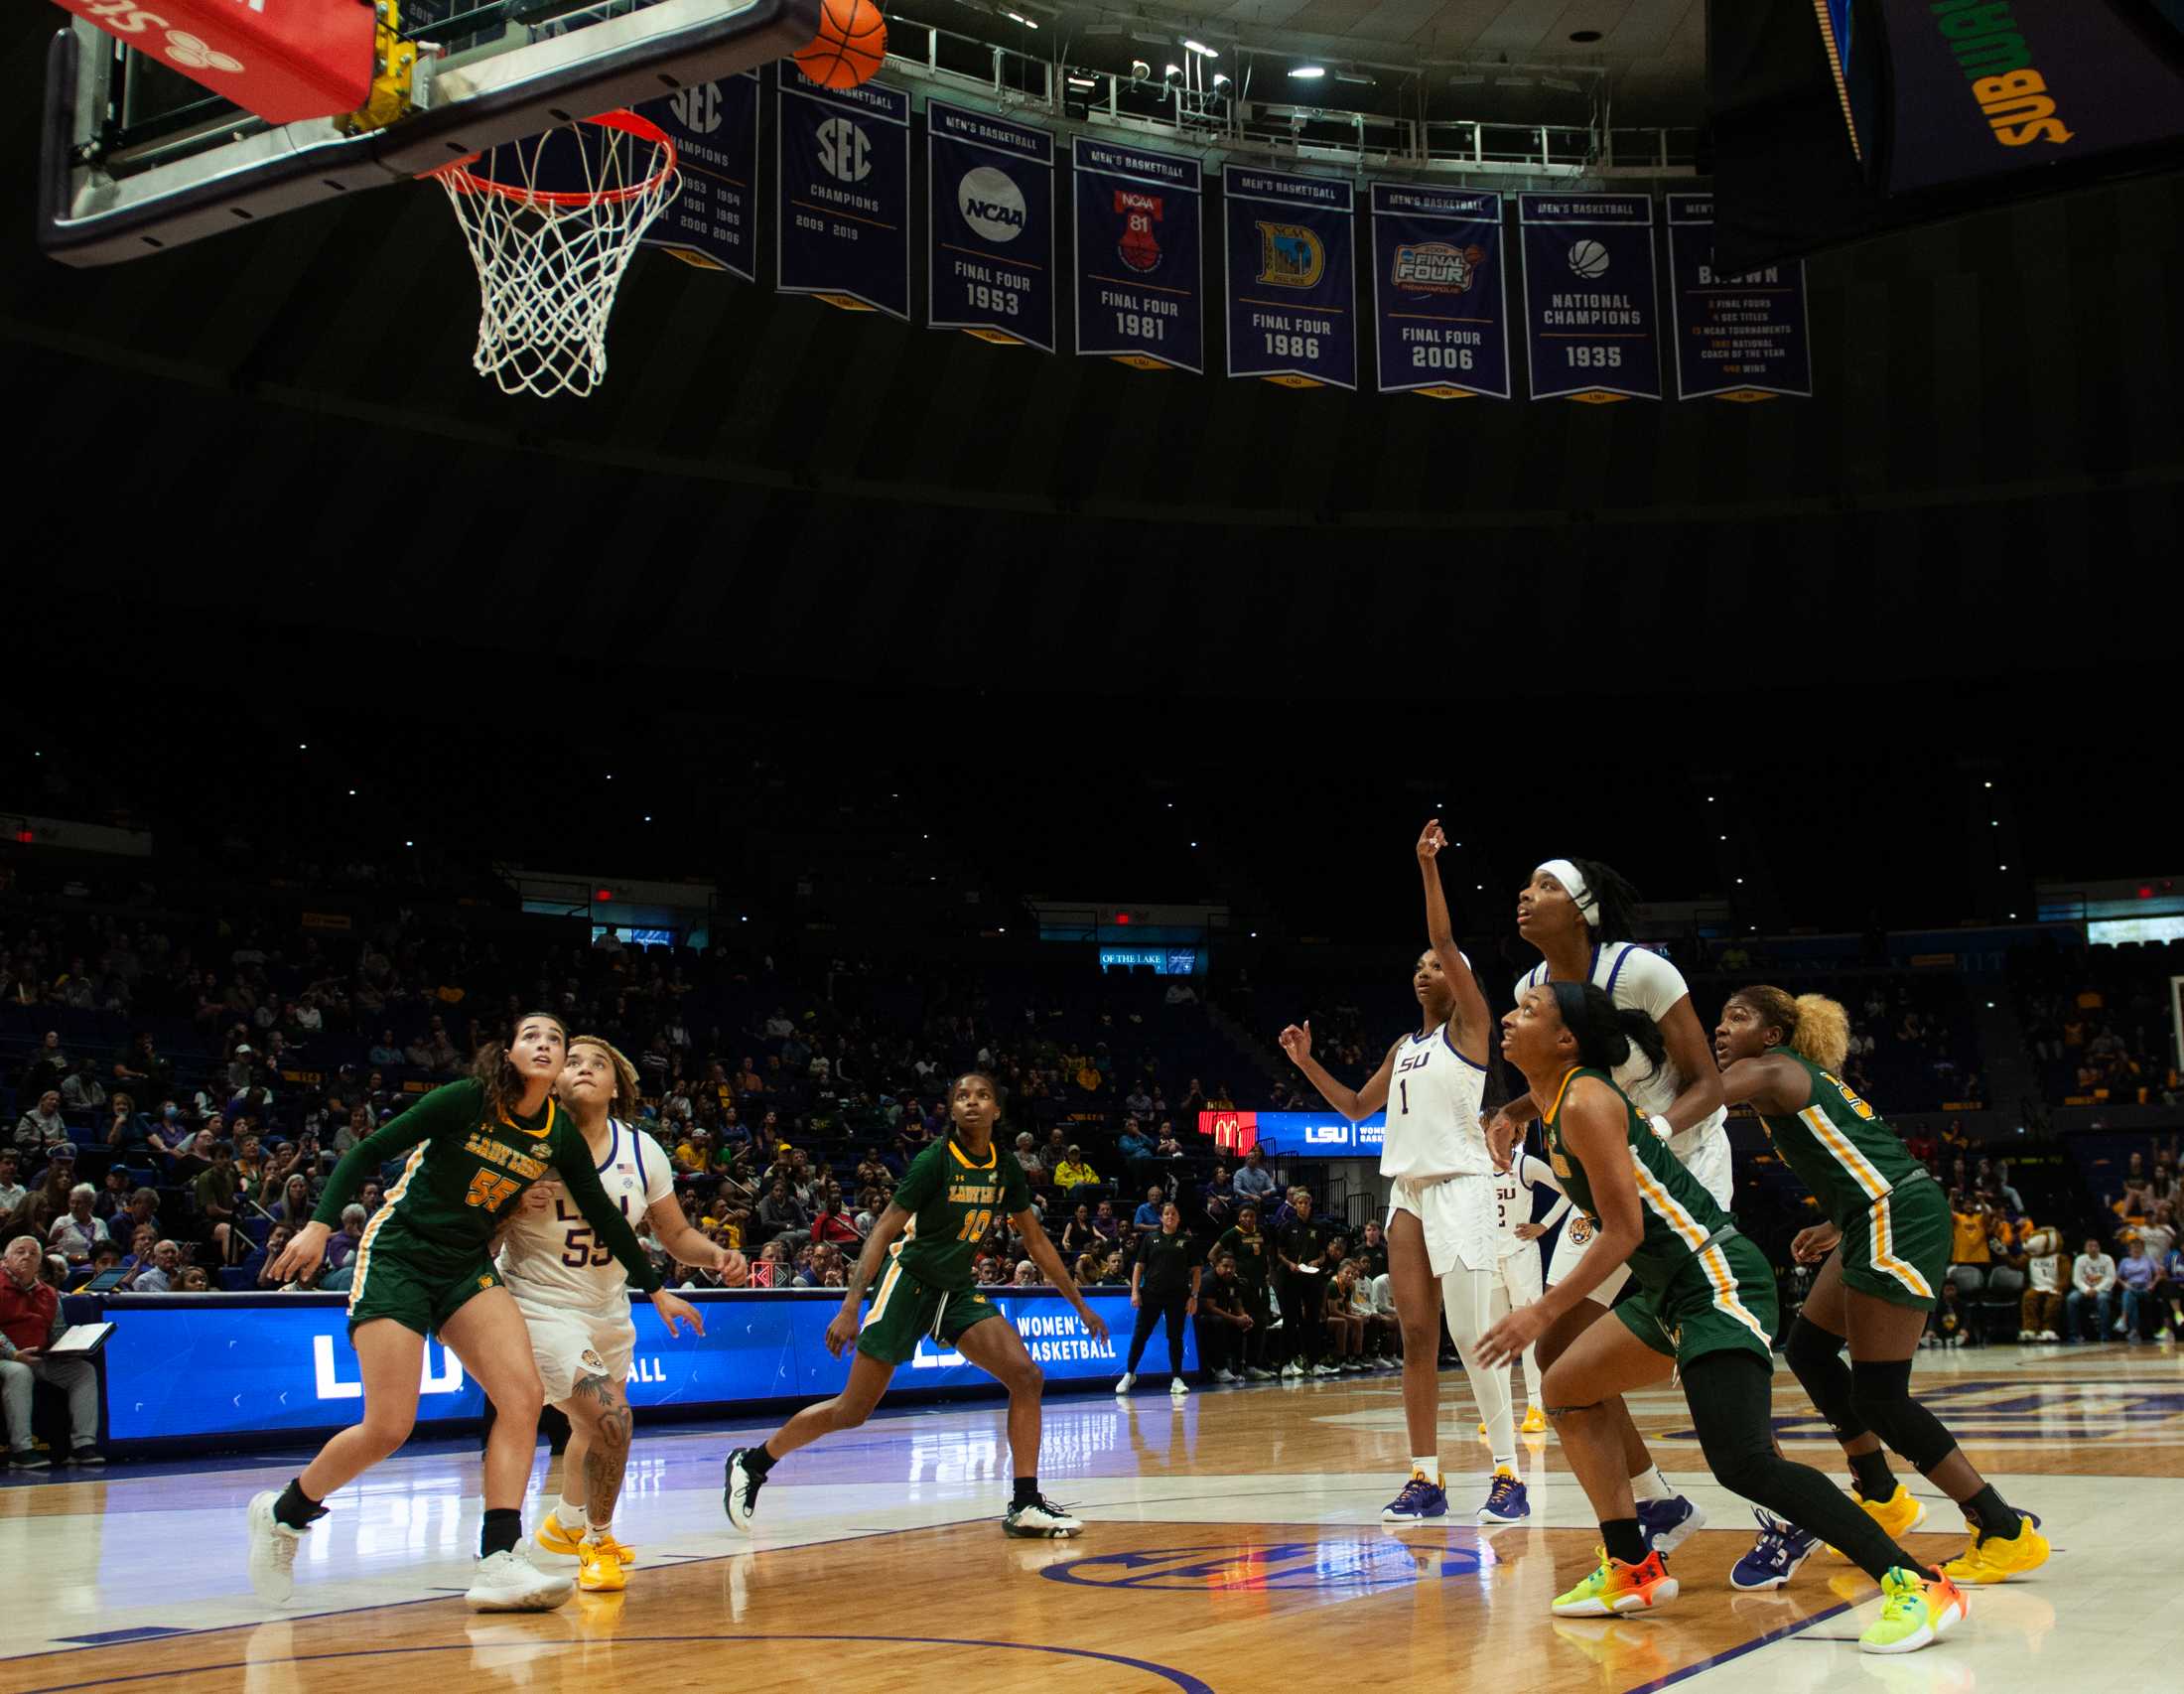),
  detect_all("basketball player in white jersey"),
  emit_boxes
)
[1482,1156,1560,1433]
[497,1035,748,1591]
[1487,857,1727,1553]
[1280,820,1526,1525]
